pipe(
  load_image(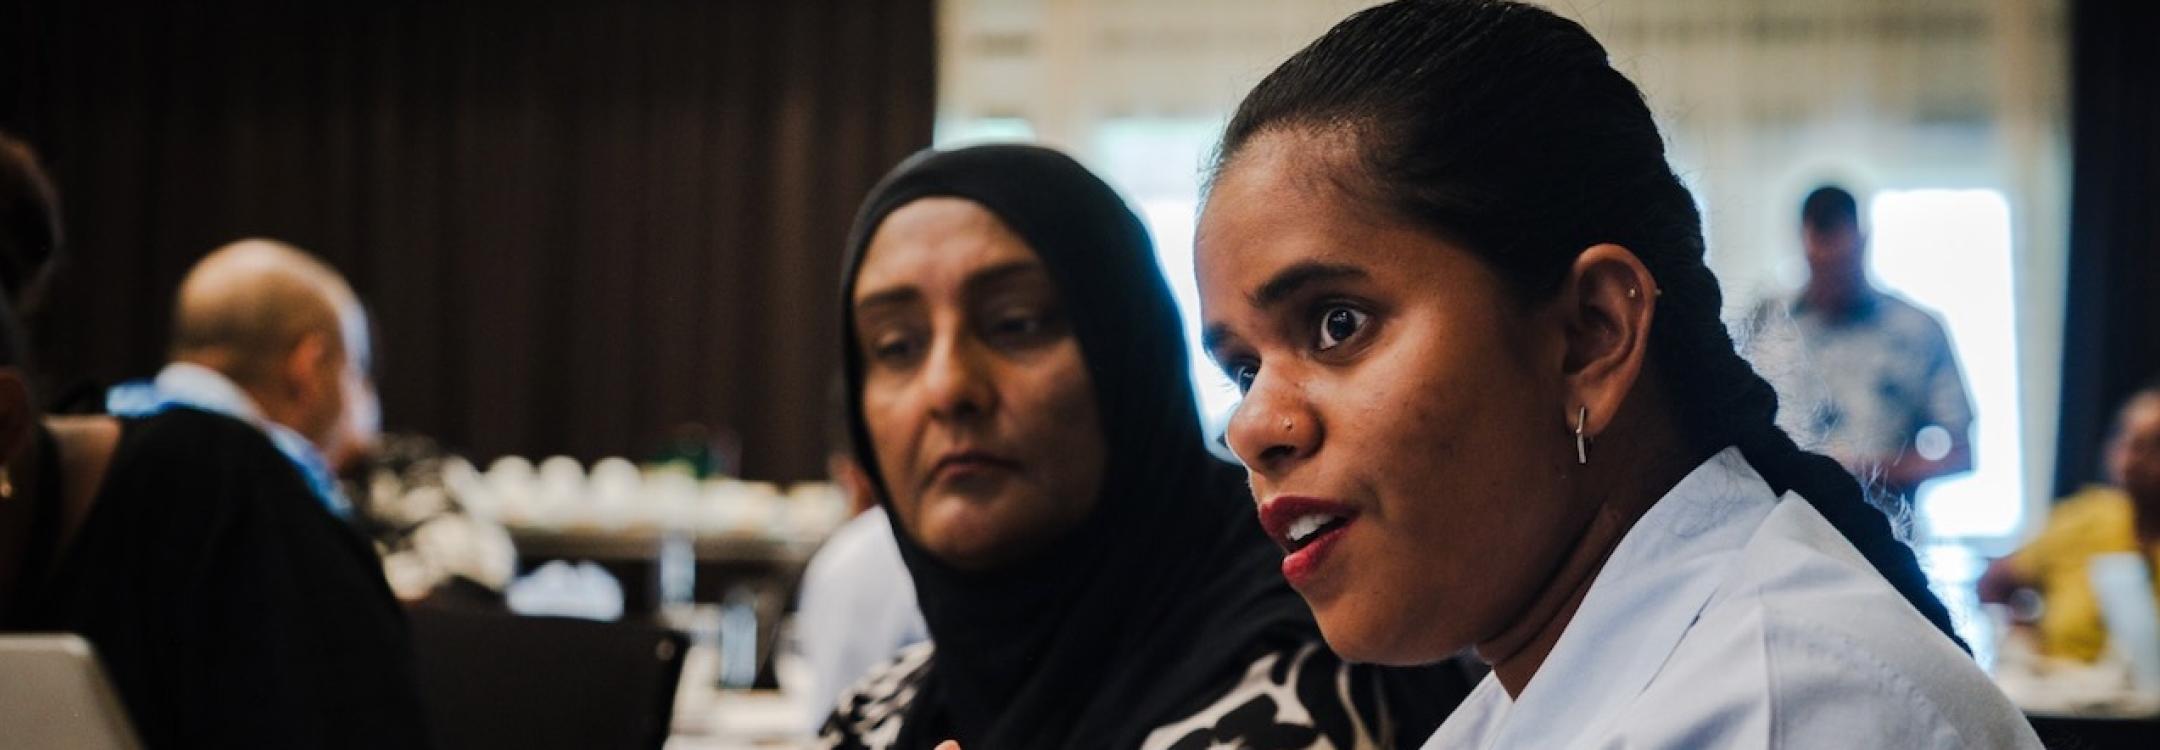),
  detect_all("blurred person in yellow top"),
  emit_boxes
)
[1981,382,2160,662]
